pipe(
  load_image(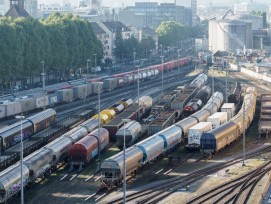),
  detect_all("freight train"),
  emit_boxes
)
[0,109,56,152]
[183,85,211,117]
[200,87,257,153]
[100,91,224,189]
[228,81,242,107]
[0,95,153,203]
[0,57,191,120]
